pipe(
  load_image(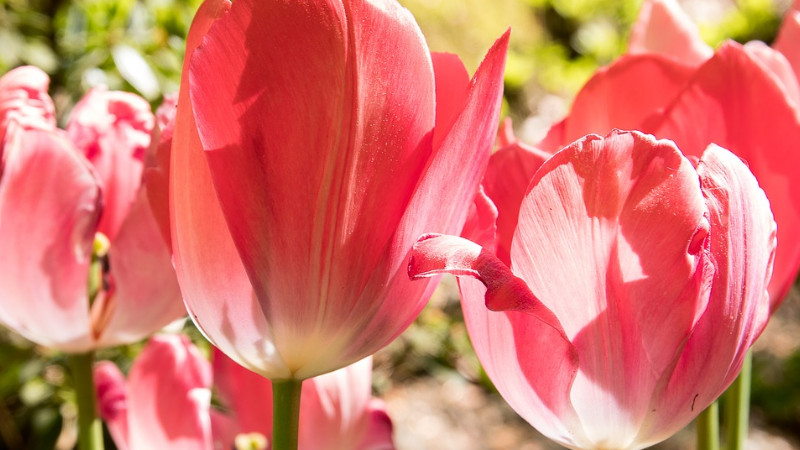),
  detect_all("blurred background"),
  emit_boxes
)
[1,0,799,448]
